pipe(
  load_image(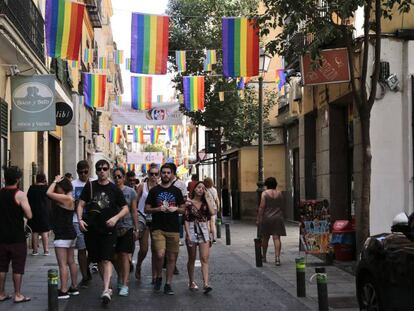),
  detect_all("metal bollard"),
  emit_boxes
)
[254,238,262,267]
[225,223,231,245]
[315,267,329,311]
[48,269,58,311]
[295,257,306,297]
[216,218,221,239]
